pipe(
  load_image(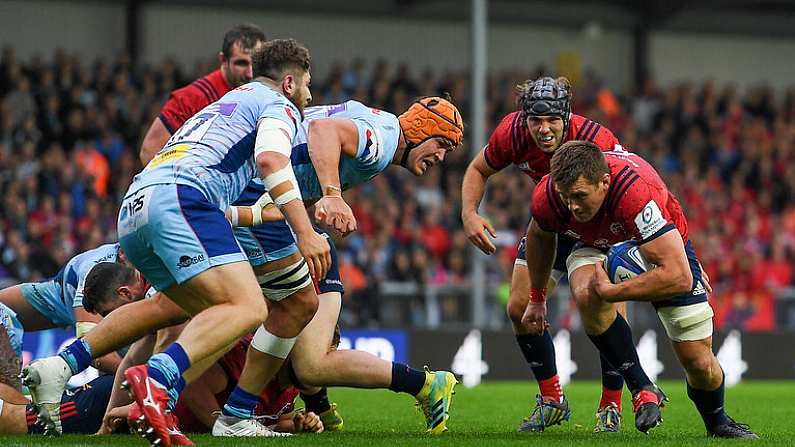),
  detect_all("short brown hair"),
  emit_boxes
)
[550,141,609,191]
[83,262,137,314]
[222,24,266,58]
[253,38,311,81]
